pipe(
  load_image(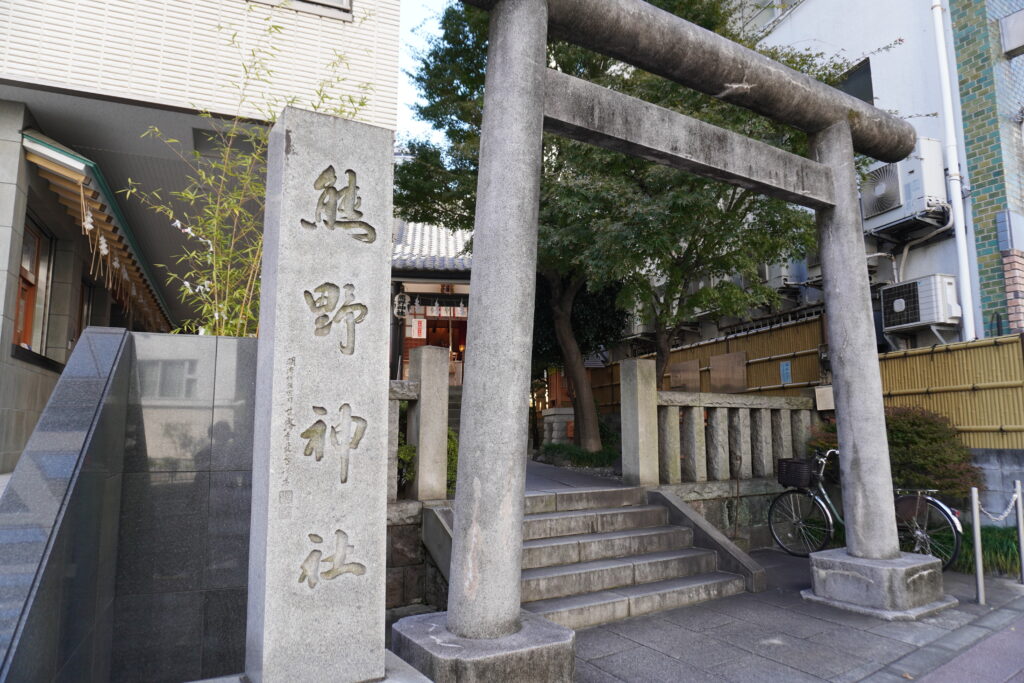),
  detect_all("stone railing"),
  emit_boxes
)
[620,358,814,486]
[389,345,451,502]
